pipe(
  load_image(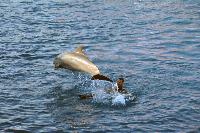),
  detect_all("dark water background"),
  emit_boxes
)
[0,0,200,132]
